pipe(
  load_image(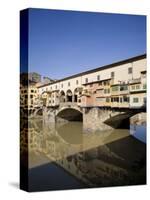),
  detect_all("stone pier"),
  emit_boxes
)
[82,107,113,133]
